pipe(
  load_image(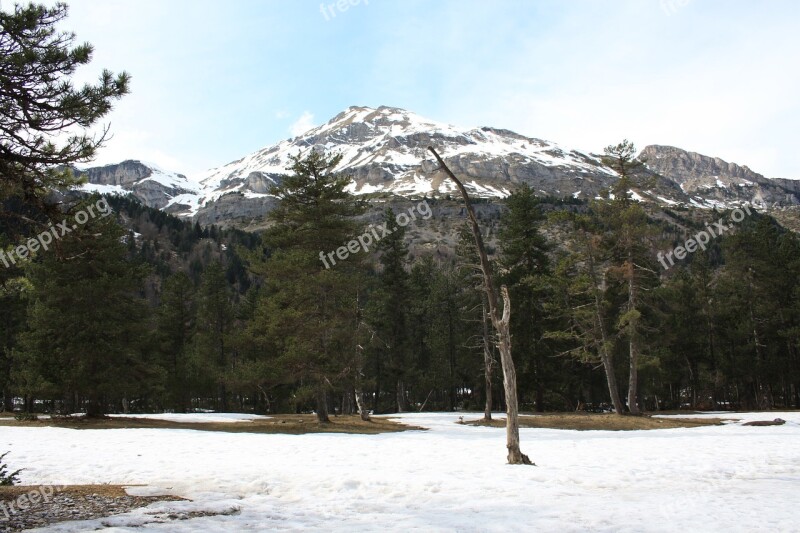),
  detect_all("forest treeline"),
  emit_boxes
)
[2,147,800,418]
